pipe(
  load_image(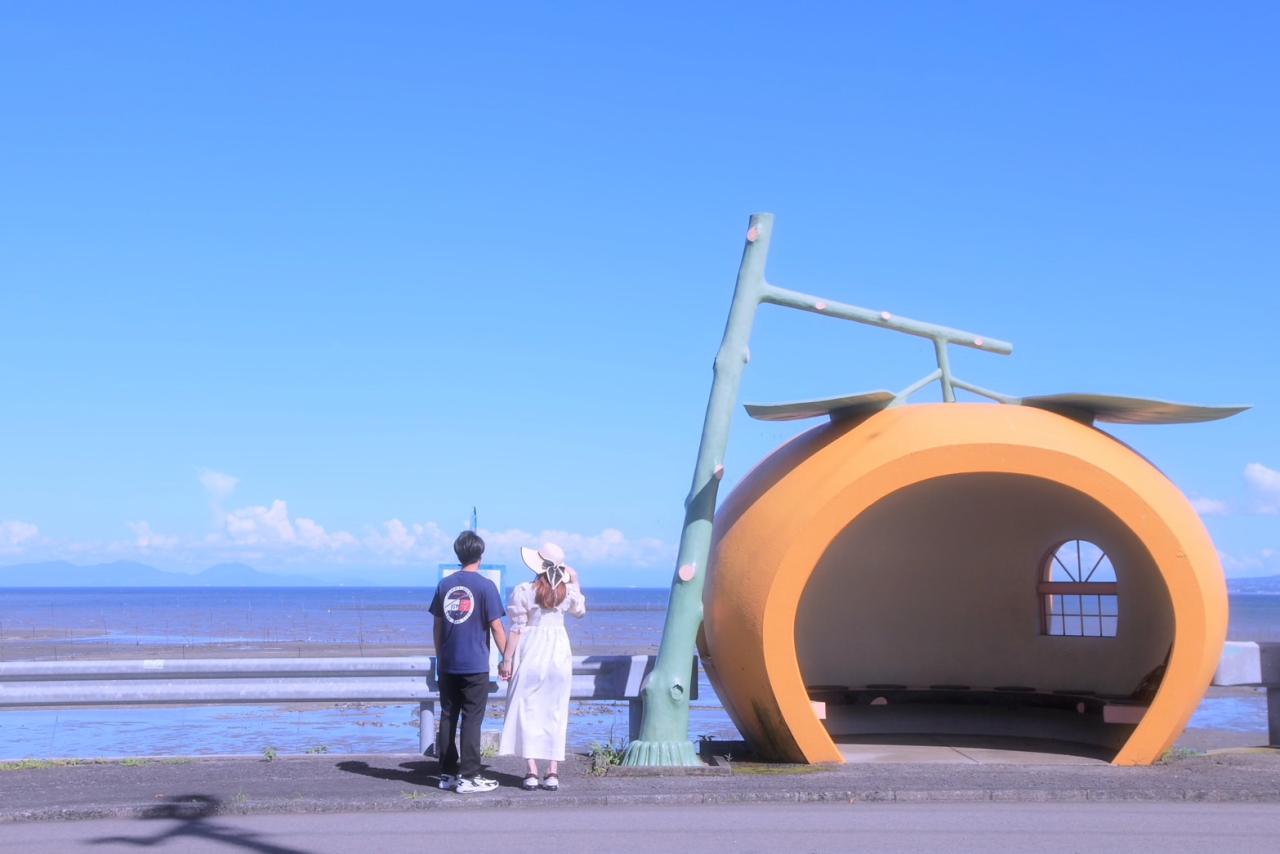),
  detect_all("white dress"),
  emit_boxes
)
[499,580,587,761]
